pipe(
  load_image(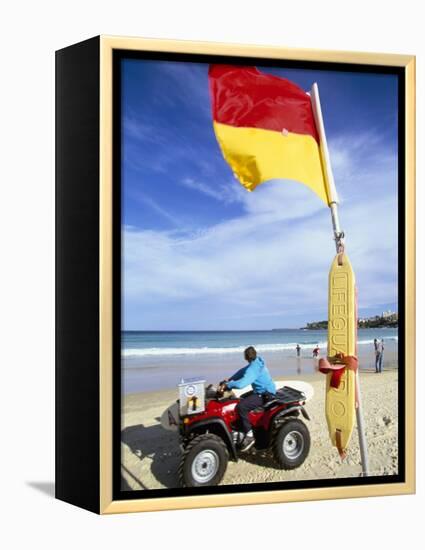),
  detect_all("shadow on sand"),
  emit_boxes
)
[238,448,282,470]
[121,424,180,490]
